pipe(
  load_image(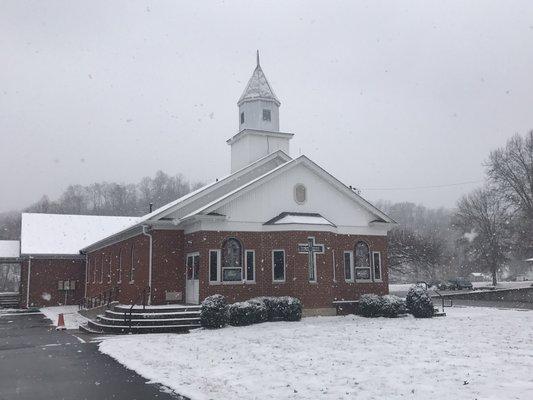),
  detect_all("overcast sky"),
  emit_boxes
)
[1,0,532,213]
